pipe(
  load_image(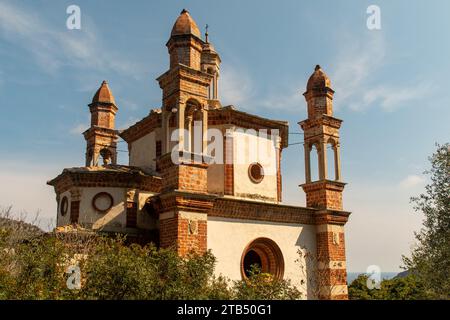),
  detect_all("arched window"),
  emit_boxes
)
[241,238,284,280]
